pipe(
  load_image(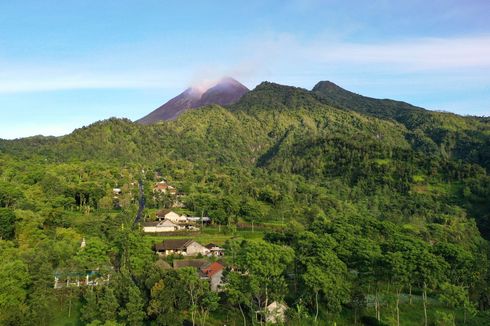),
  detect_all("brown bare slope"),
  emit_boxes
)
[137,77,248,124]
